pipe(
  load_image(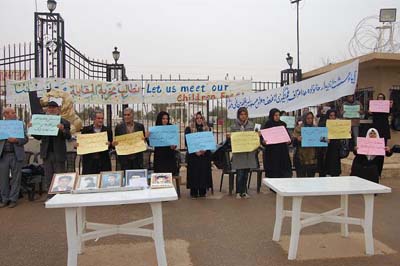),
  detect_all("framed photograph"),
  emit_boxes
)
[150,173,173,189]
[125,169,148,188]
[49,172,77,194]
[100,171,123,189]
[75,174,100,190]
